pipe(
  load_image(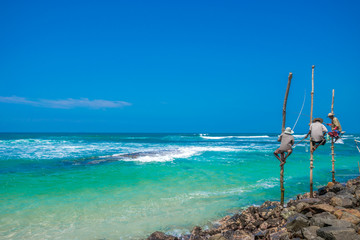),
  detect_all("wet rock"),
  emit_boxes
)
[266,217,284,228]
[302,226,320,240]
[259,221,269,230]
[267,228,288,240]
[280,208,297,220]
[340,212,360,225]
[147,231,179,240]
[305,212,313,218]
[355,189,360,198]
[337,189,355,198]
[297,192,318,200]
[206,229,221,236]
[330,196,354,208]
[318,186,328,196]
[319,192,337,203]
[208,233,226,240]
[222,230,235,239]
[244,222,256,232]
[303,204,336,214]
[311,216,353,228]
[232,230,254,240]
[300,198,323,205]
[296,202,310,212]
[313,212,337,220]
[239,211,256,225]
[254,230,267,239]
[330,183,346,193]
[258,201,281,220]
[190,226,202,240]
[316,226,360,240]
[286,213,309,232]
[346,177,360,188]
